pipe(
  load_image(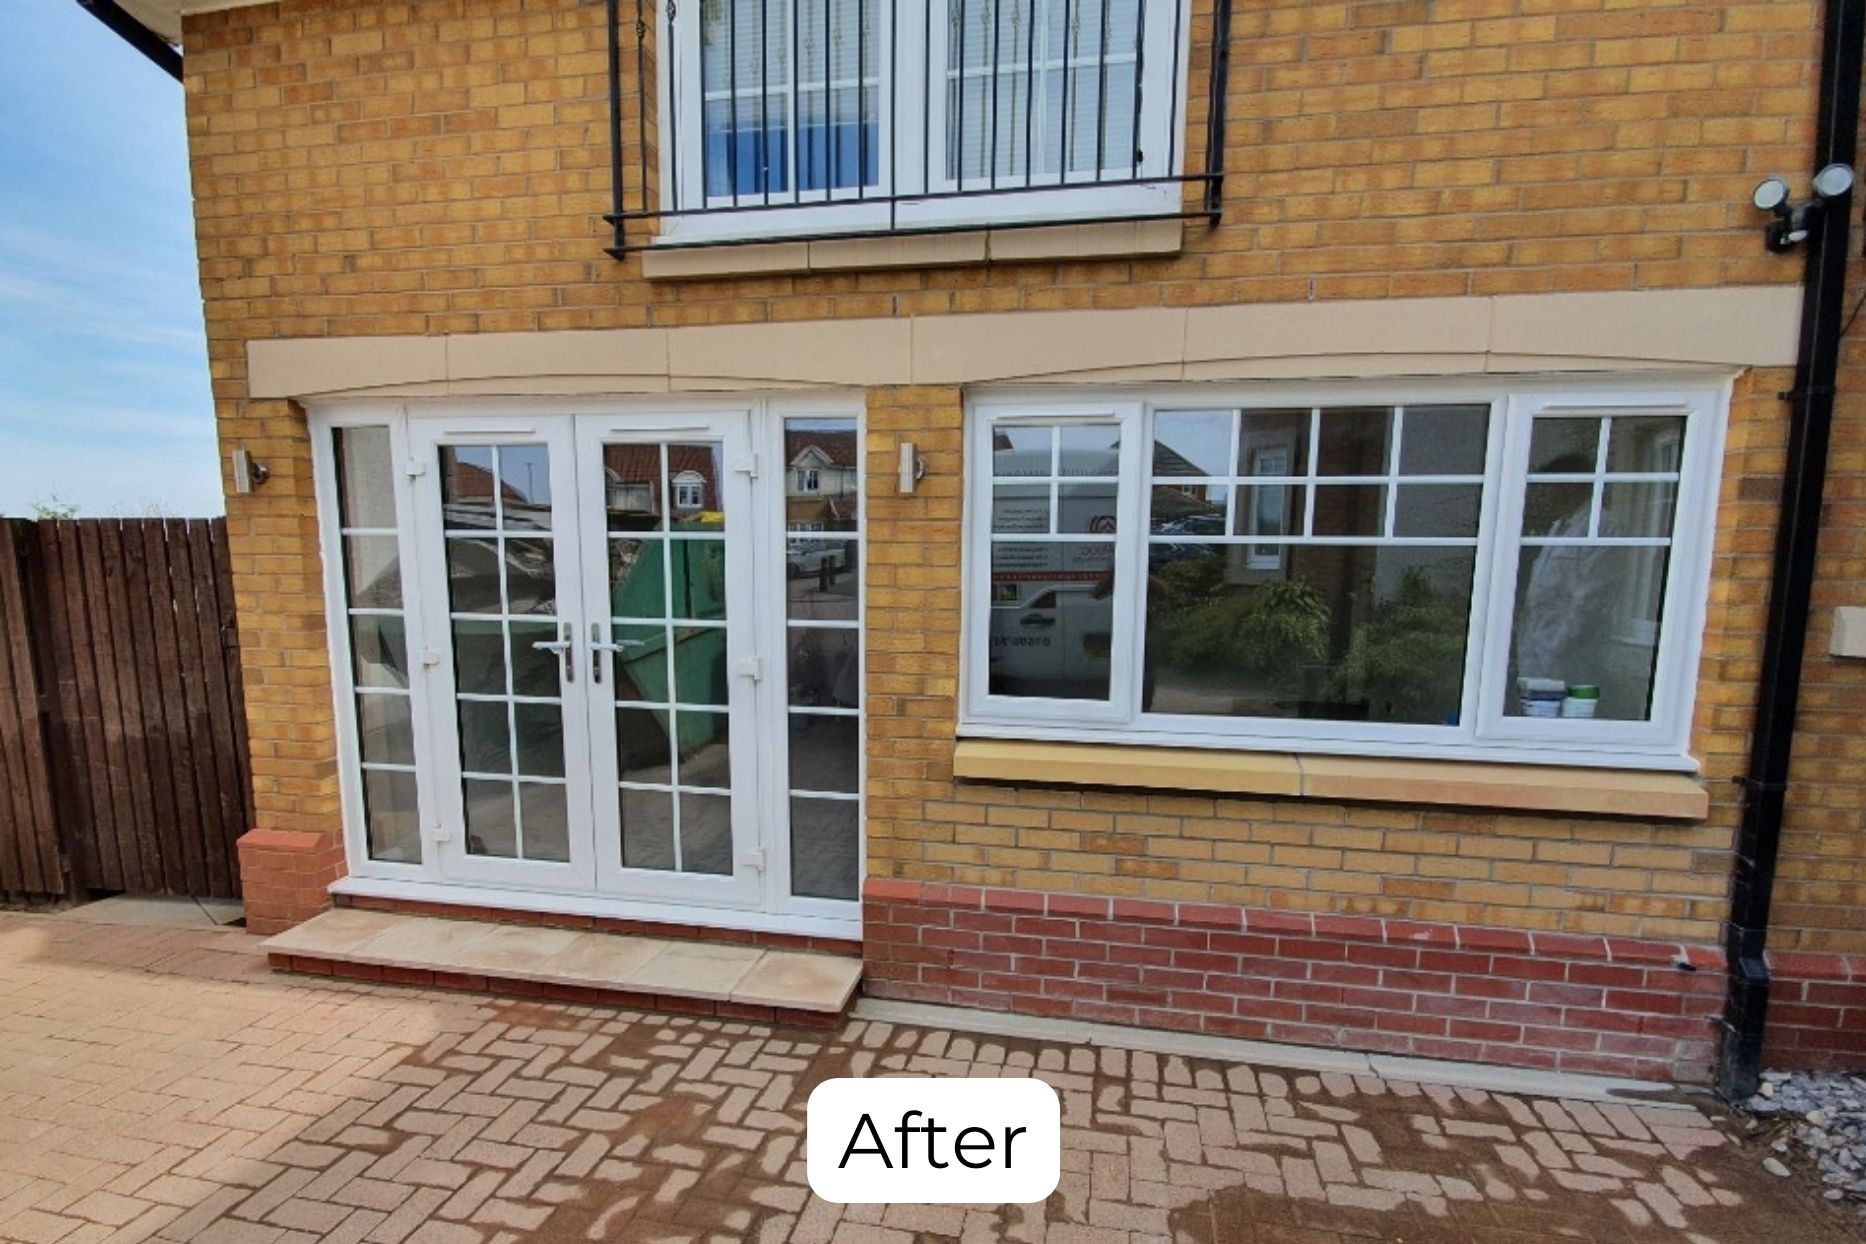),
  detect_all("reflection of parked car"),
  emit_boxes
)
[1150,512,1225,565]
[1161,513,1224,536]
[786,539,845,579]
